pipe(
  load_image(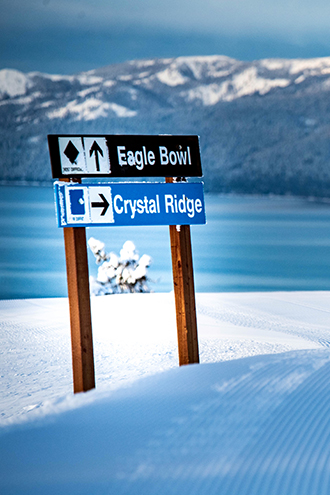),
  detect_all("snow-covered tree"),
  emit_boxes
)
[88,238,153,295]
